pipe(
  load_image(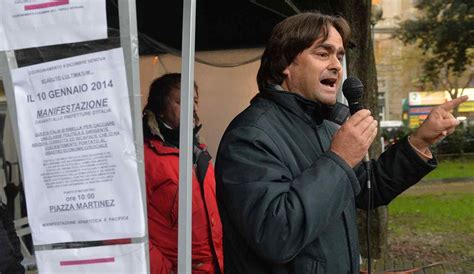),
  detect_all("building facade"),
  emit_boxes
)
[373,0,423,121]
